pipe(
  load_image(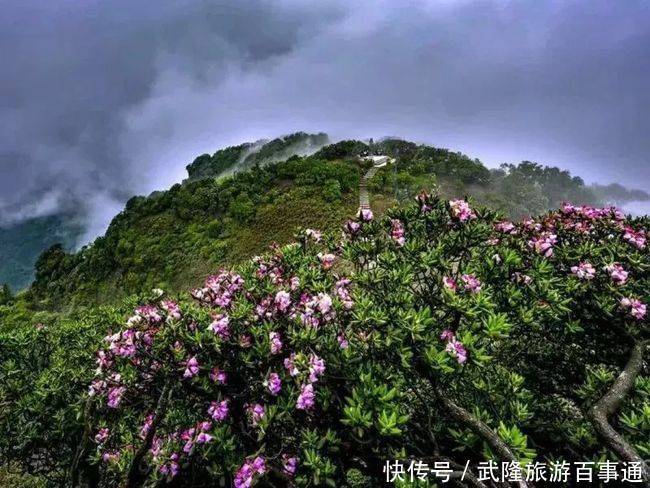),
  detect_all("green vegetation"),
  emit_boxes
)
[0,194,647,486]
